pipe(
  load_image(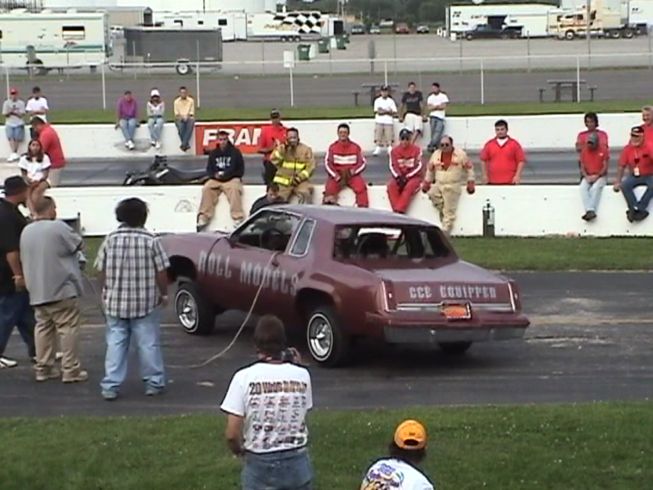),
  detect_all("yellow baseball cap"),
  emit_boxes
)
[394,419,427,450]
